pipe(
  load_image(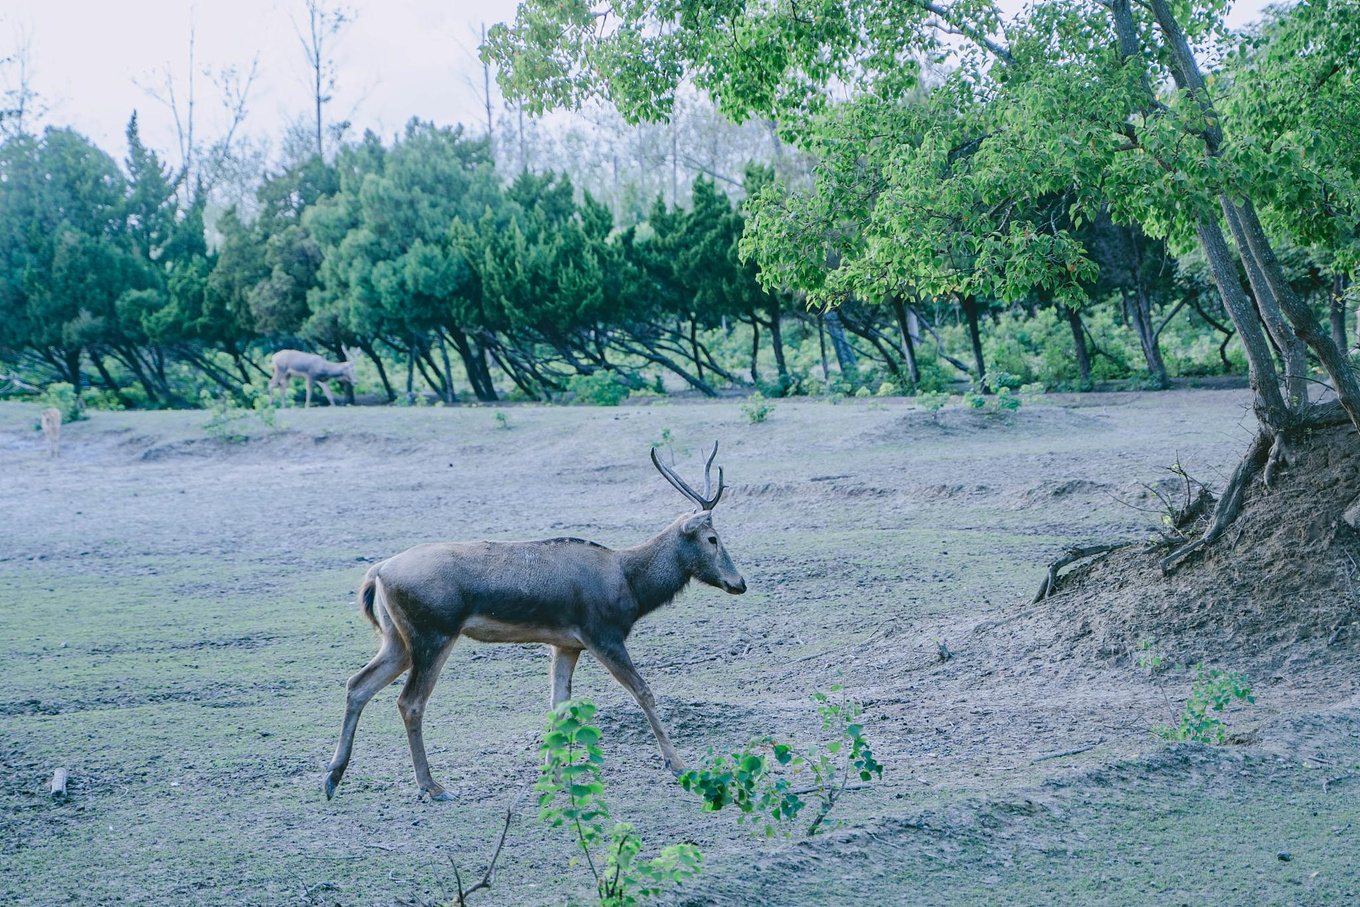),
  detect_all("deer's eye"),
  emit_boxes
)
[708,537,718,545]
